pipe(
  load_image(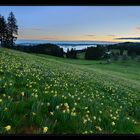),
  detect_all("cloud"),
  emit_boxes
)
[106,35,116,37]
[20,28,47,31]
[135,27,140,30]
[40,37,58,40]
[115,37,140,40]
[85,34,96,37]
